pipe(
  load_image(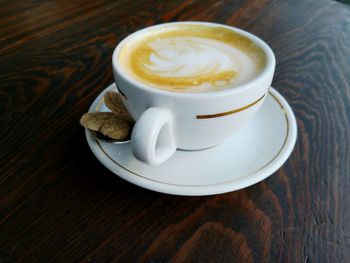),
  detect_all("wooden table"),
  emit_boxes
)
[1,0,350,262]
